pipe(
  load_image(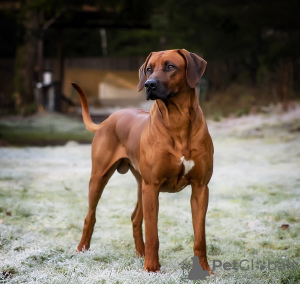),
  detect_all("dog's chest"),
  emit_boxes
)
[180,156,195,175]
[165,154,197,192]
[139,116,213,191]
[144,149,199,192]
